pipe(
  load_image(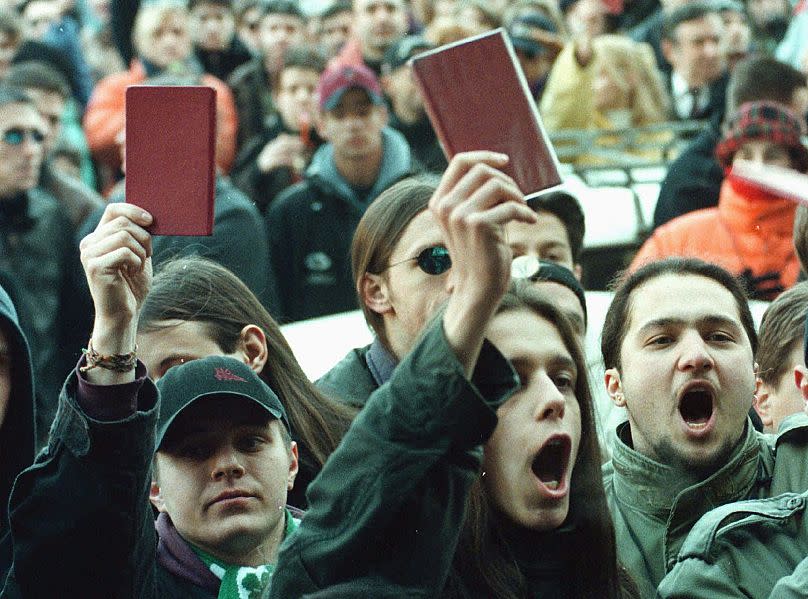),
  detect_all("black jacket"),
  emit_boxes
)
[0,283,35,582]
[653,122,723,229]
[264,128,415,322]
